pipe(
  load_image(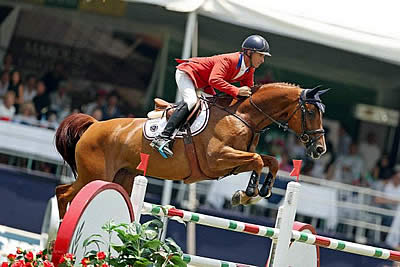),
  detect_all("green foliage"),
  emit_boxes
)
[82,219,187,267]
